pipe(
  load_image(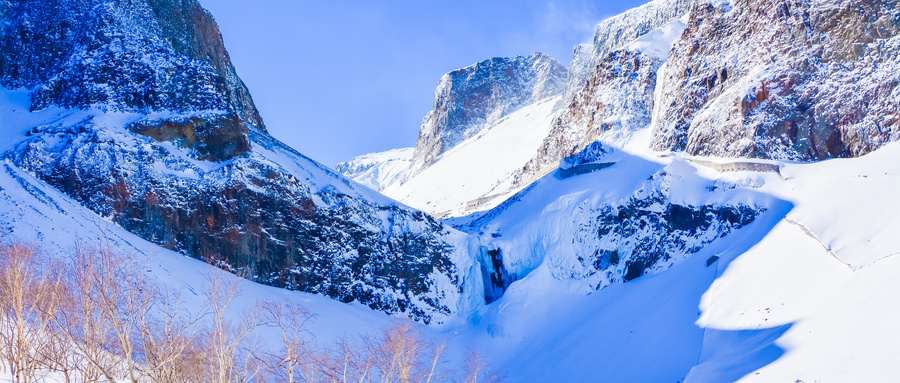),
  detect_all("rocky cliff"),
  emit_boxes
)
[0,0,475,323]
[407,53,567,177]
[517,49,666,186]
[515,0,693,186]
[562,0,695,103]
[0,0,264,160]
[651,0,900,160]
[516,0,898,188]
[458,144,768,301]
